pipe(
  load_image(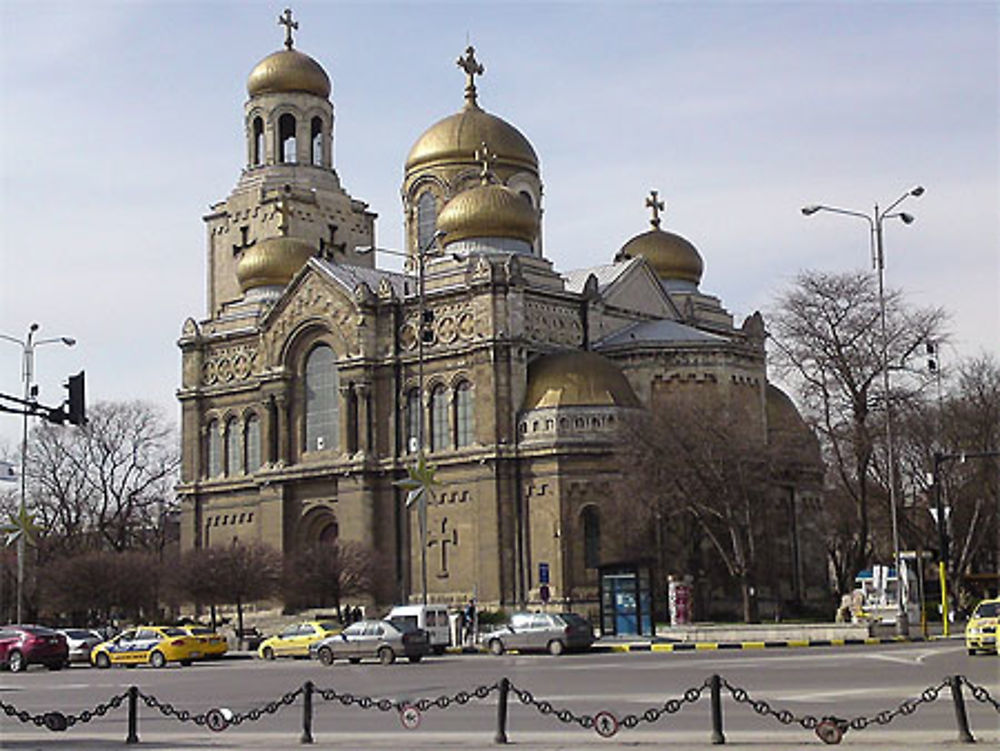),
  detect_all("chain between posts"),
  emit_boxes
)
[138,686,302,726]
[1,691,129,732]
[961,675,1000,712]
[314,681,499,712]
